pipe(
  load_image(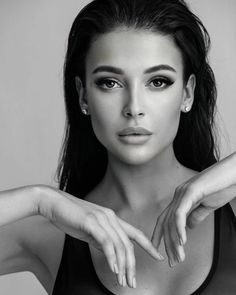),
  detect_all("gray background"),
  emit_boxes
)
[0,0,235,294]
